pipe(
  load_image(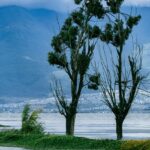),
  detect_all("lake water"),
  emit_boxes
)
[0,113,150,140]
[0,147,26,150]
